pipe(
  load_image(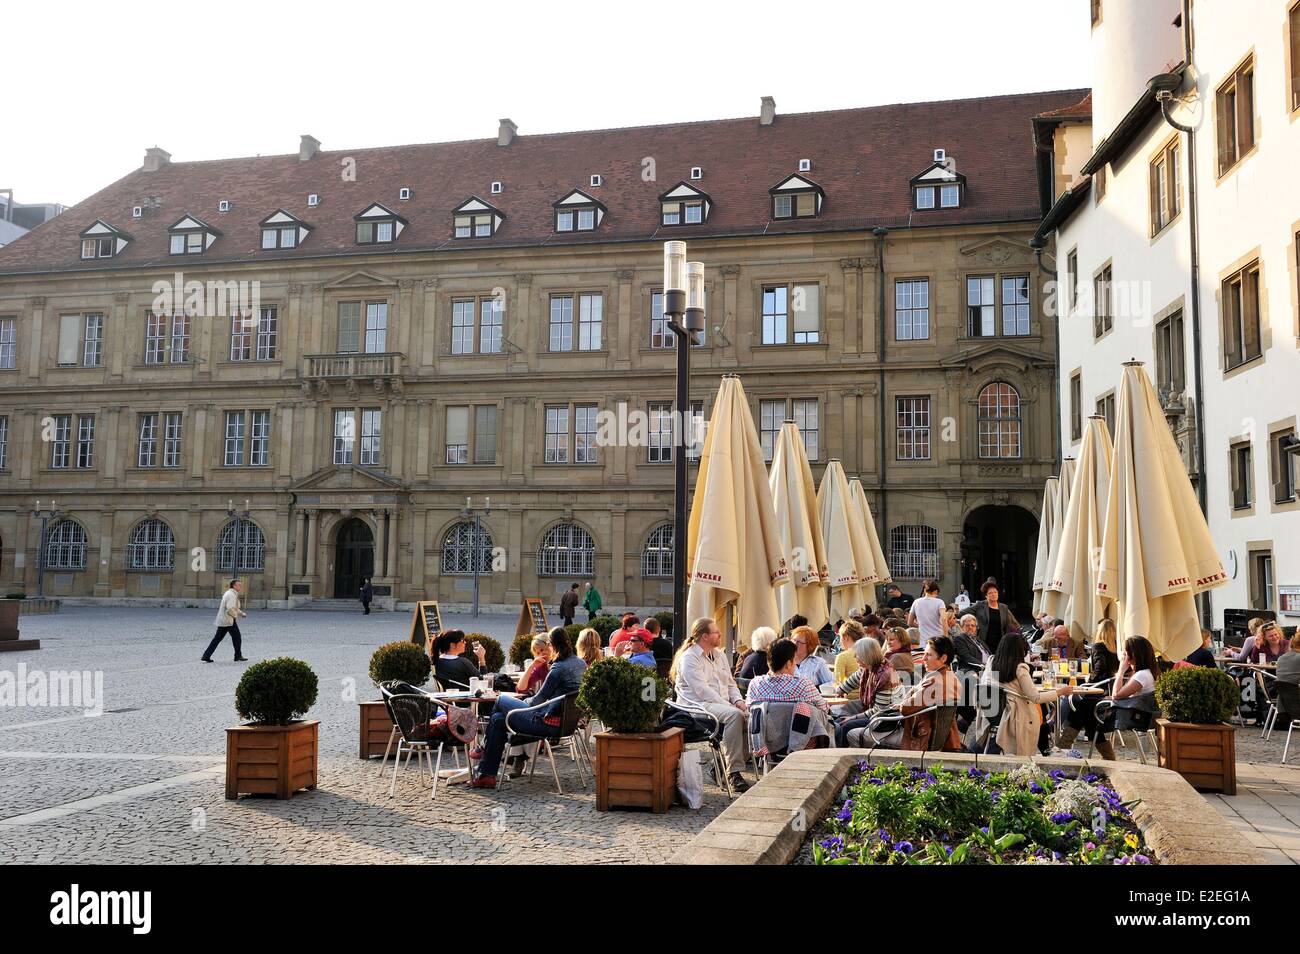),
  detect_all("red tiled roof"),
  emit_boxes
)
[1035,92,1092,120]
[0,88,1088,276]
